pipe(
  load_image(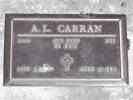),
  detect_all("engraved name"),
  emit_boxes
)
[30,24,103,33]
